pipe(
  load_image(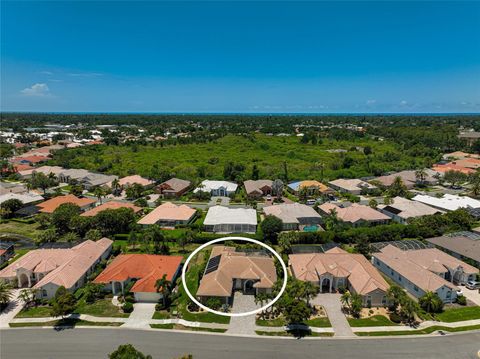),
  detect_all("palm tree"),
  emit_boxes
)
[324,209,339,231]
[111,178,121,196]
[387,285,406,311]
[0,282,13,308]
[419,291,443,314]
[93,186,105,204]
[155,274,171,308]
[340,290,352,310]
[303,282,320,306]
[415,168,427,186]
[400,298,419,325]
